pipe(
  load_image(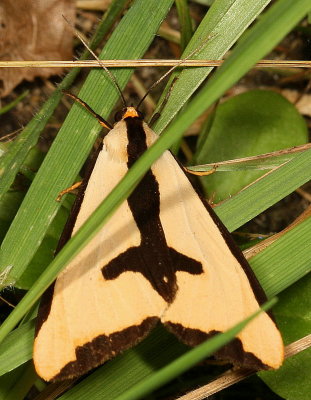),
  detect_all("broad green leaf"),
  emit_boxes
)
[195,90,308,202]
[259,274,311,400]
